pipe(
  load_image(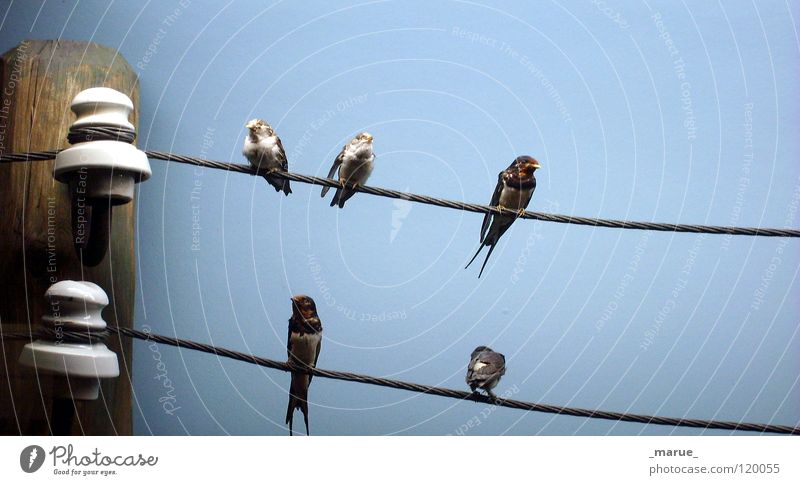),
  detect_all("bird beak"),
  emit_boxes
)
[246,121,257,130]
[532,162,541,169]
